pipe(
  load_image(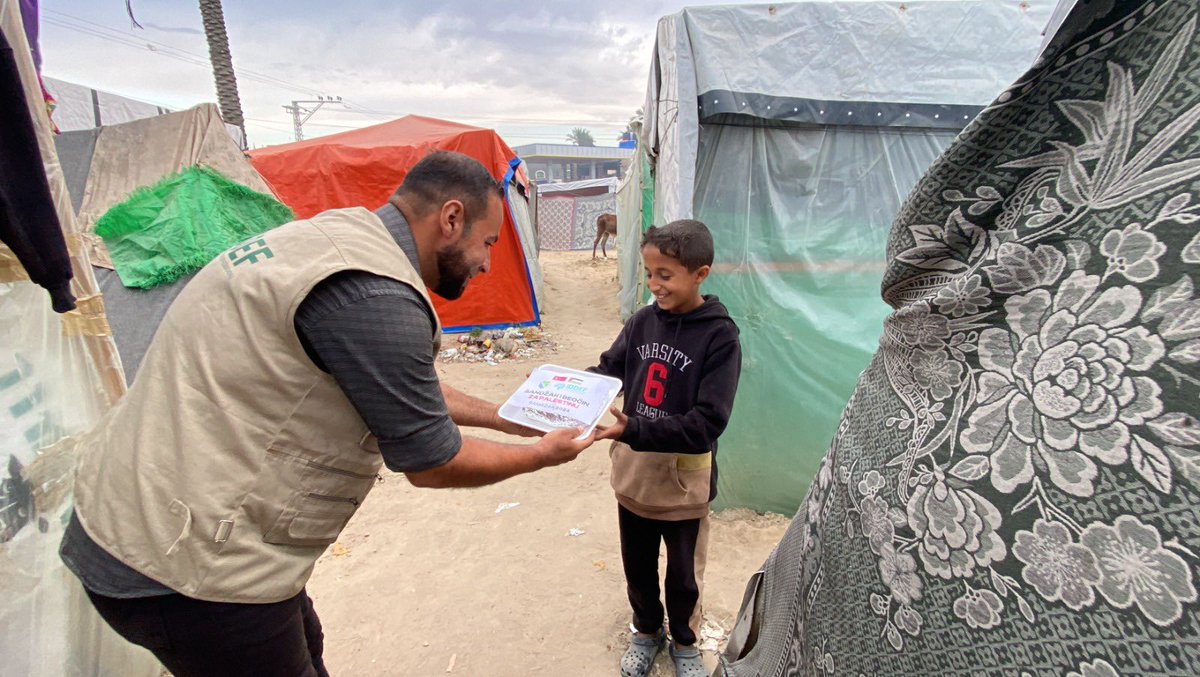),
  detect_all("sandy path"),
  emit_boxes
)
[308,250,790,676]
